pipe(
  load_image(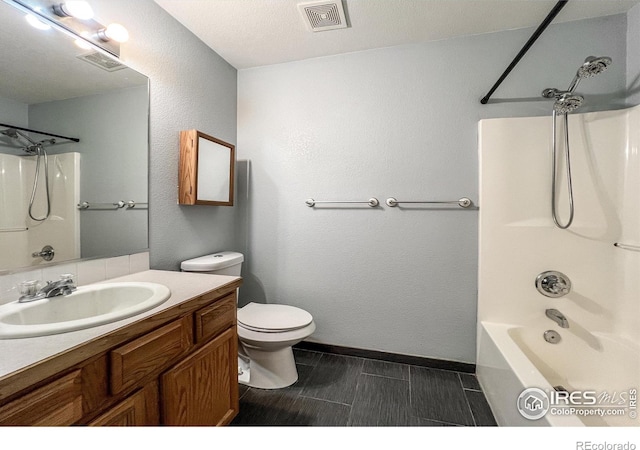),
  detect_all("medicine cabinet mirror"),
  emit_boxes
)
[178,130,235,206]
